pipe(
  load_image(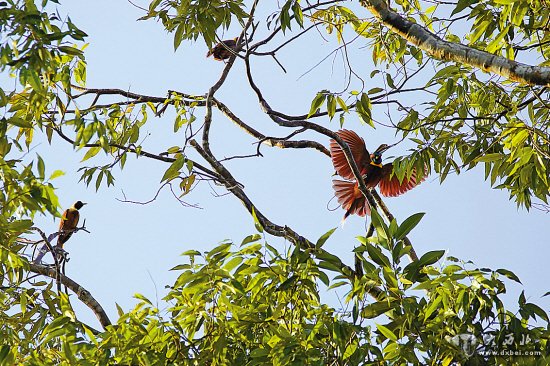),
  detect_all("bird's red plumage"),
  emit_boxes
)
[330,129,371,179]
[329,129,425,219]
